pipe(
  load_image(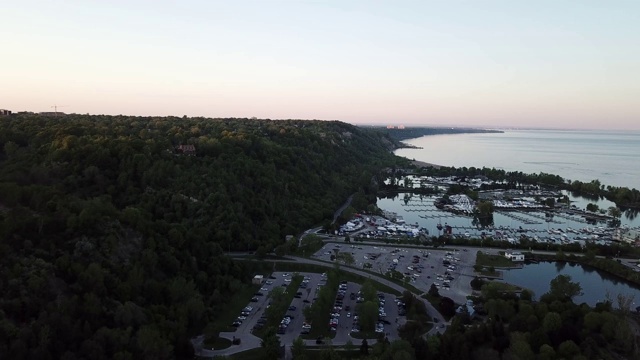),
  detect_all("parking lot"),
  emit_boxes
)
[313,243,477,304]
[229,270,404,347]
